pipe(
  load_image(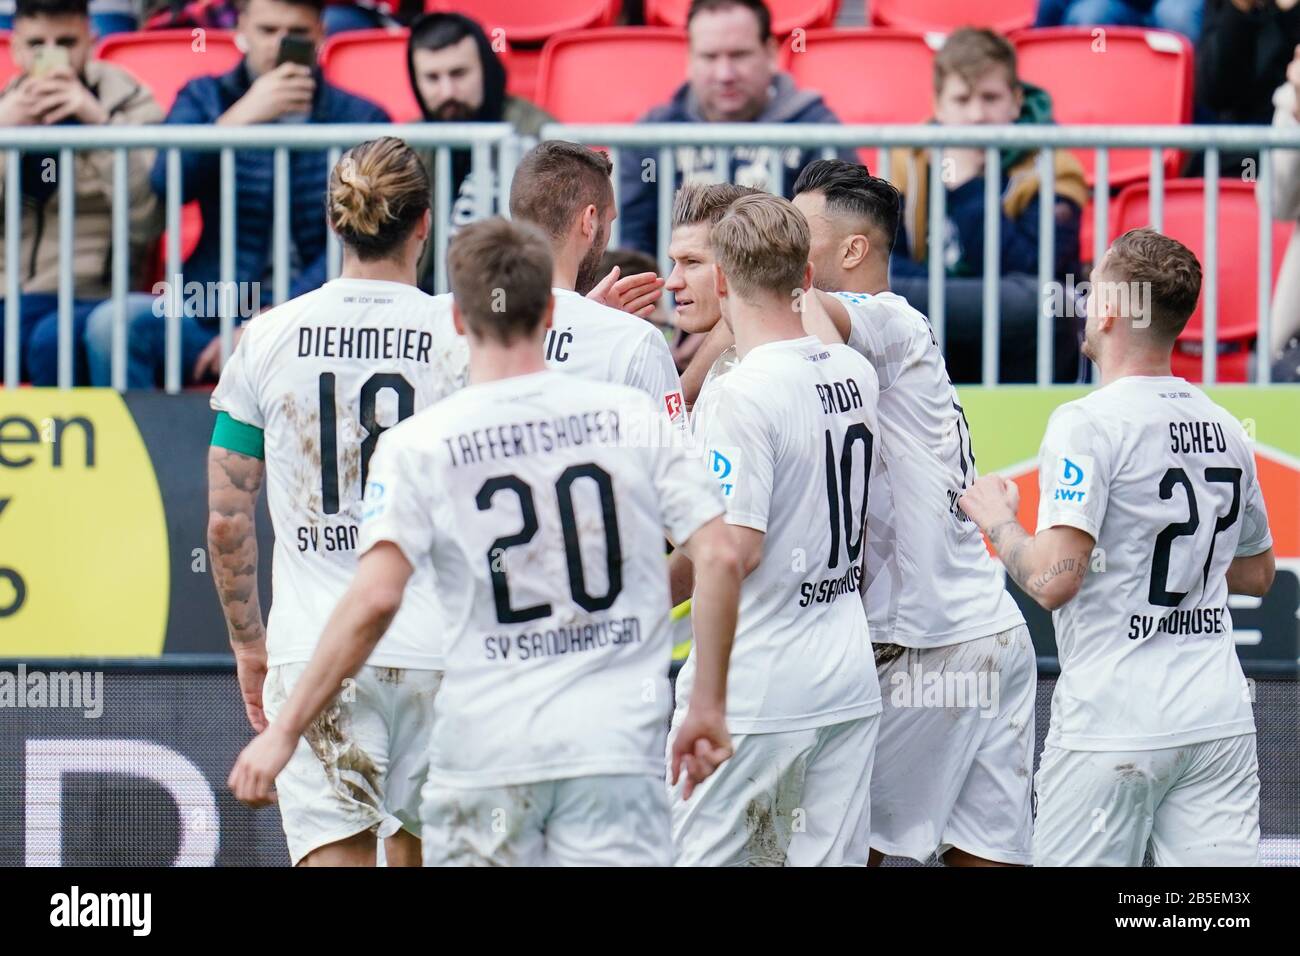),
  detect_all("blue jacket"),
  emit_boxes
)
[151,62,389,319]
[617,74,854,255]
